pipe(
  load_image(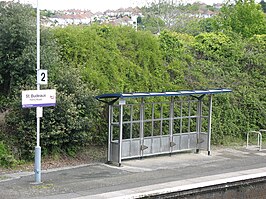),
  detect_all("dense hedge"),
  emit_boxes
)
[54,25,266,146]
[3,25,266,159]
[54,25,172,93]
